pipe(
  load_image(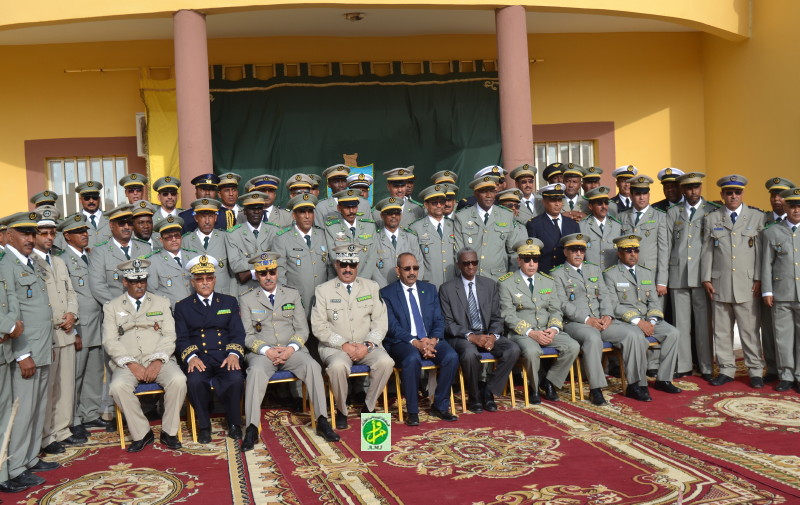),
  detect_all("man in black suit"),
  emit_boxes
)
[526,184,580,273]
[610,165,637,212]
[439,248,520,413]
[179,174,221,233]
